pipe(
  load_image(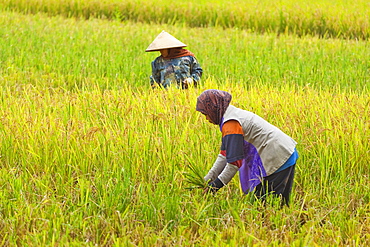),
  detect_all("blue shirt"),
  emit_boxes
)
[274,148,298,173]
